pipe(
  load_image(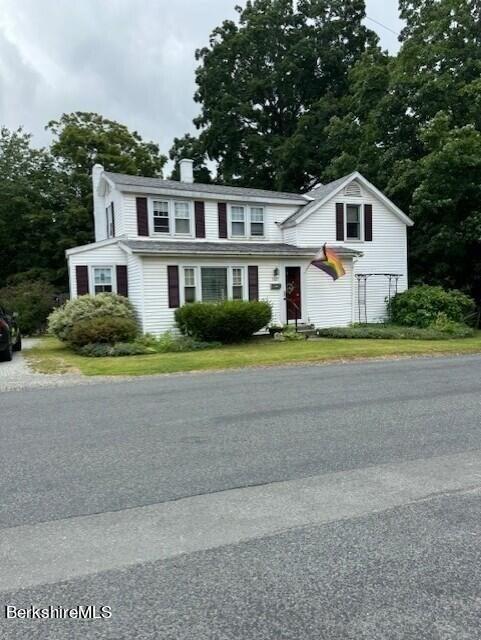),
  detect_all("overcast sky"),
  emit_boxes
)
[0,1,403,154]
